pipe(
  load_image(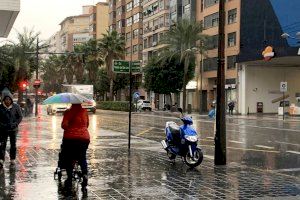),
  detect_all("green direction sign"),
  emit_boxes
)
[131,61,141,73]
[113,60,141,73]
